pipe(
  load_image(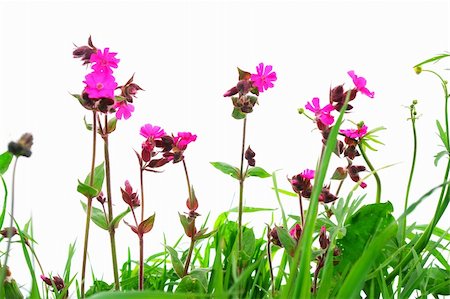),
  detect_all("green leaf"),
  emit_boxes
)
[83,116,93,131]
[110,207,131,229]
[232,107,246,120]
[246,166,271,178]
[272,187,297,197]
[210,162,240,179]
[227,206,275,213]
[434,150,448,166]
[276,226,296,256]
[188,268,209,291]
[237,67,251,81]
[414,53,450,68]
[77,180,98,198]
[84,162,105,194]
[241,227,256,261]
[176,274,206,294]
[0,177,8,230]
[3,279,24,299]
[138,213,155,234]
[80,201,108,230]
[336,202,396,273]
[0,151,13,175]
[85,280,114,297]
[165,246,185,278]
[436,120,449,150]
[107,117,117,134]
